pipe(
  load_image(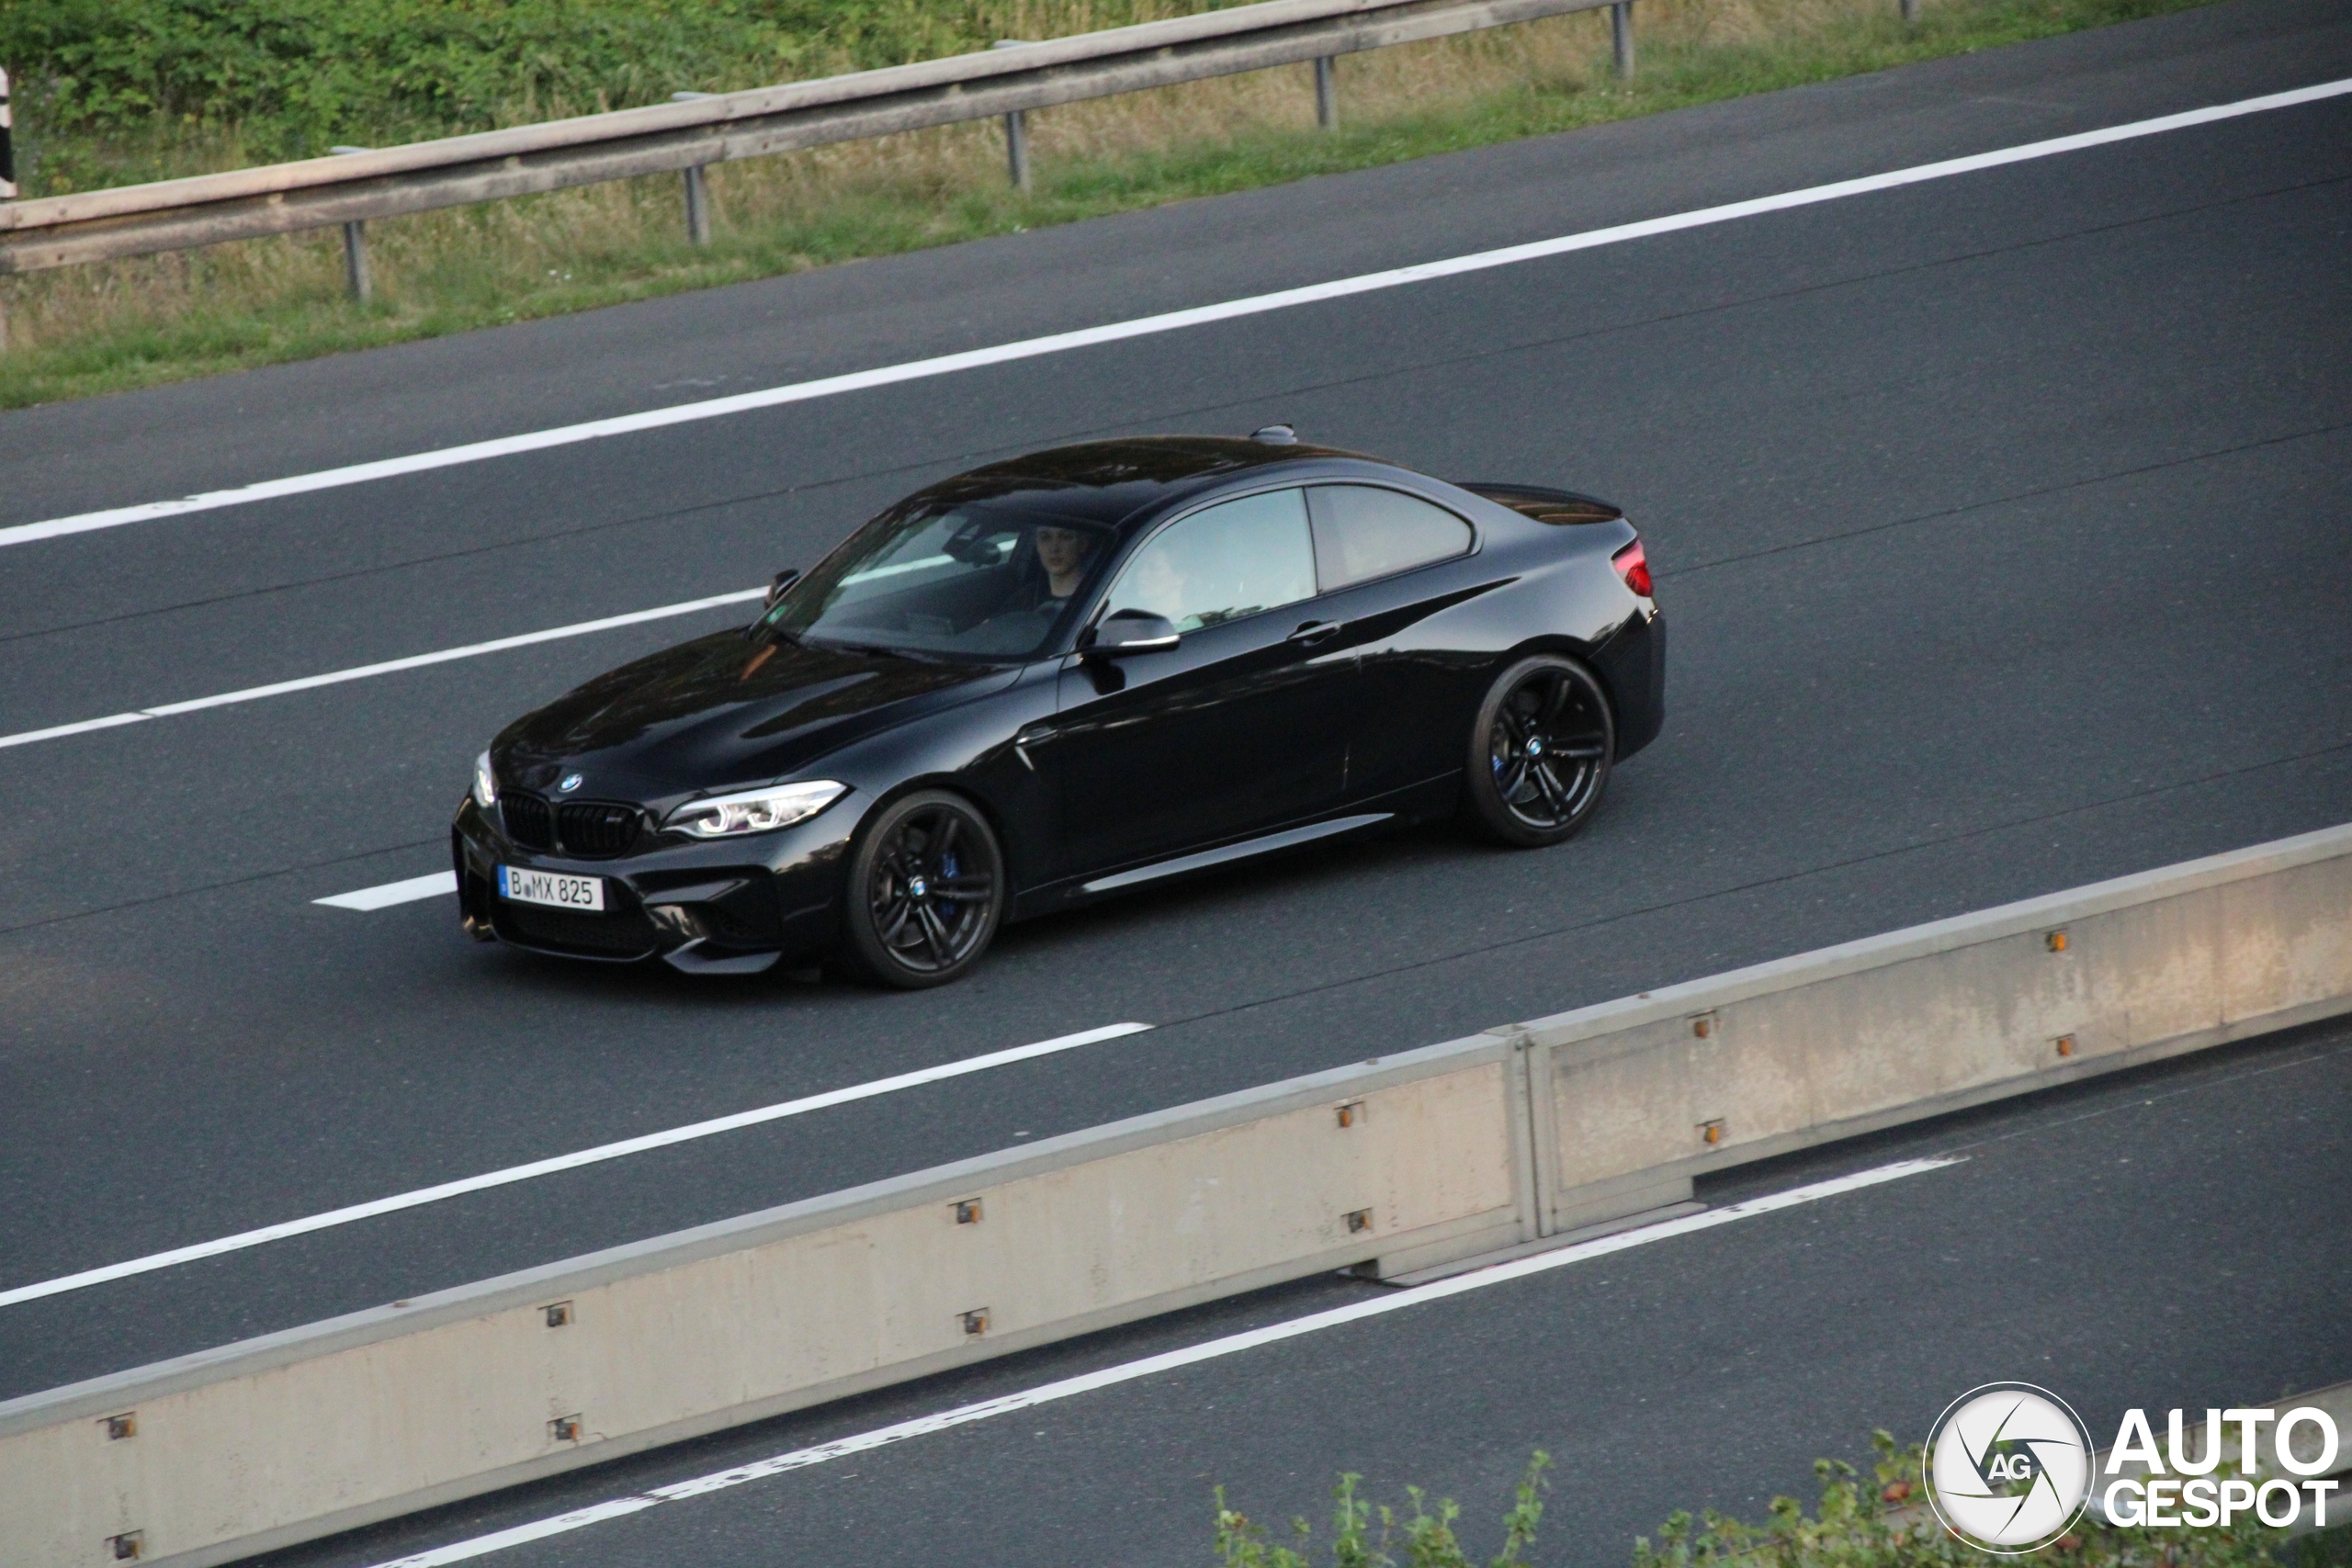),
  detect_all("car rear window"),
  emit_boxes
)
[1307,485,1474,591]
